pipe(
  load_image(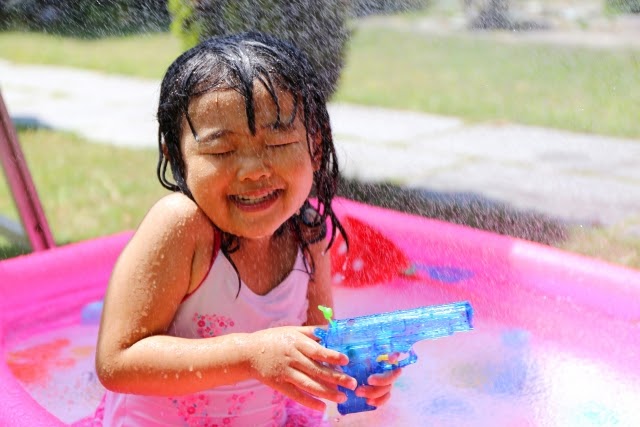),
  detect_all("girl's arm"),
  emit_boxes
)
[96,194,354,409]
[304,236,334,326]
[96,193,246,395]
